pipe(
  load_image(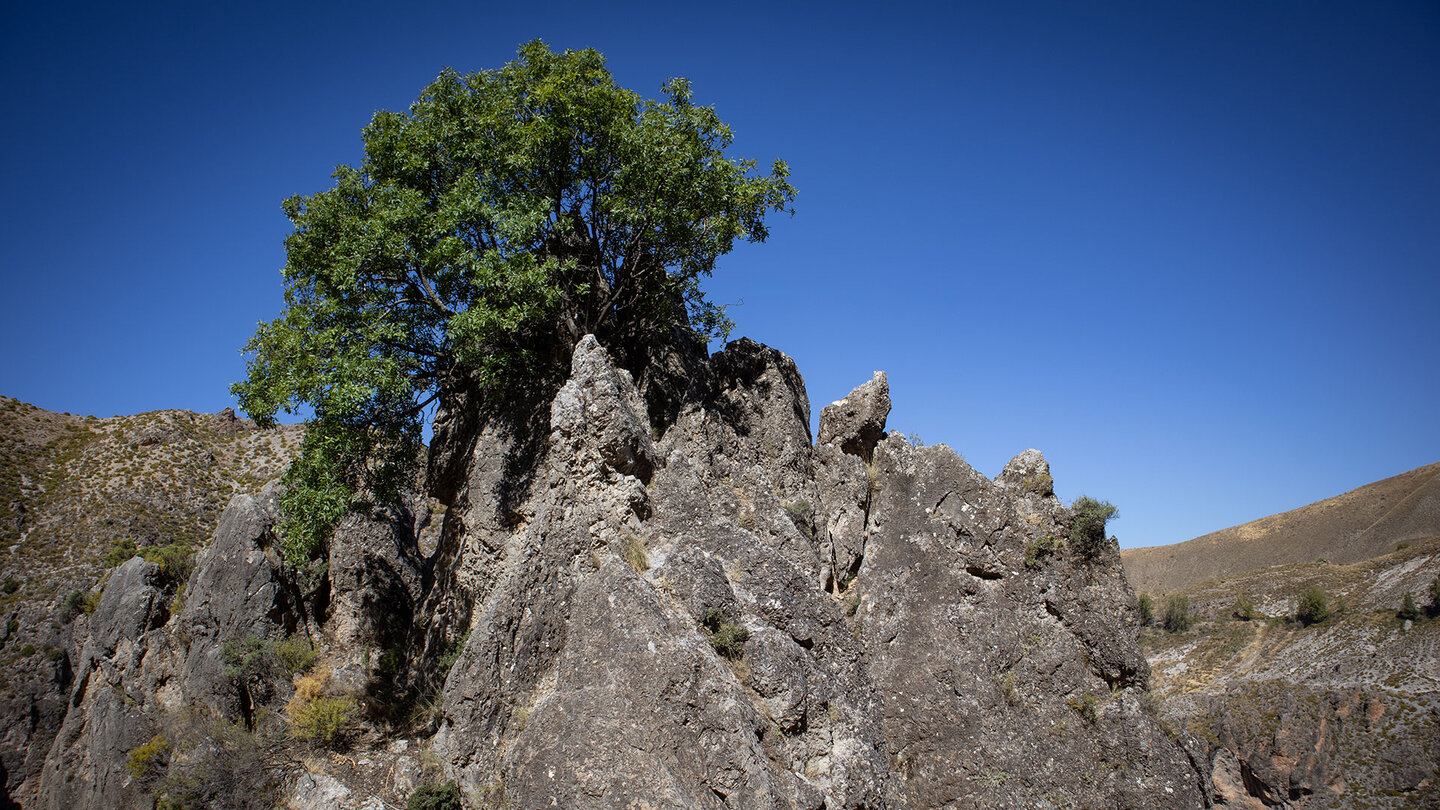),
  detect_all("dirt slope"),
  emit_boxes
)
[1123,461,1440,596]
